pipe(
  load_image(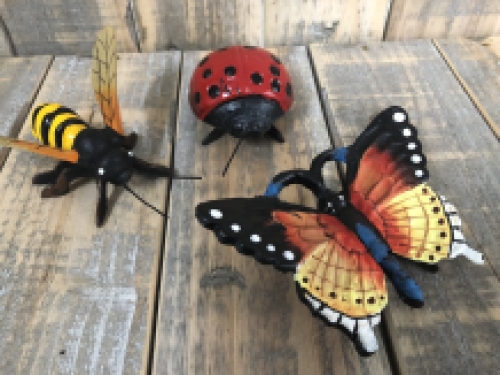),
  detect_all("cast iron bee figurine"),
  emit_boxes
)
[0,27,171,226]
